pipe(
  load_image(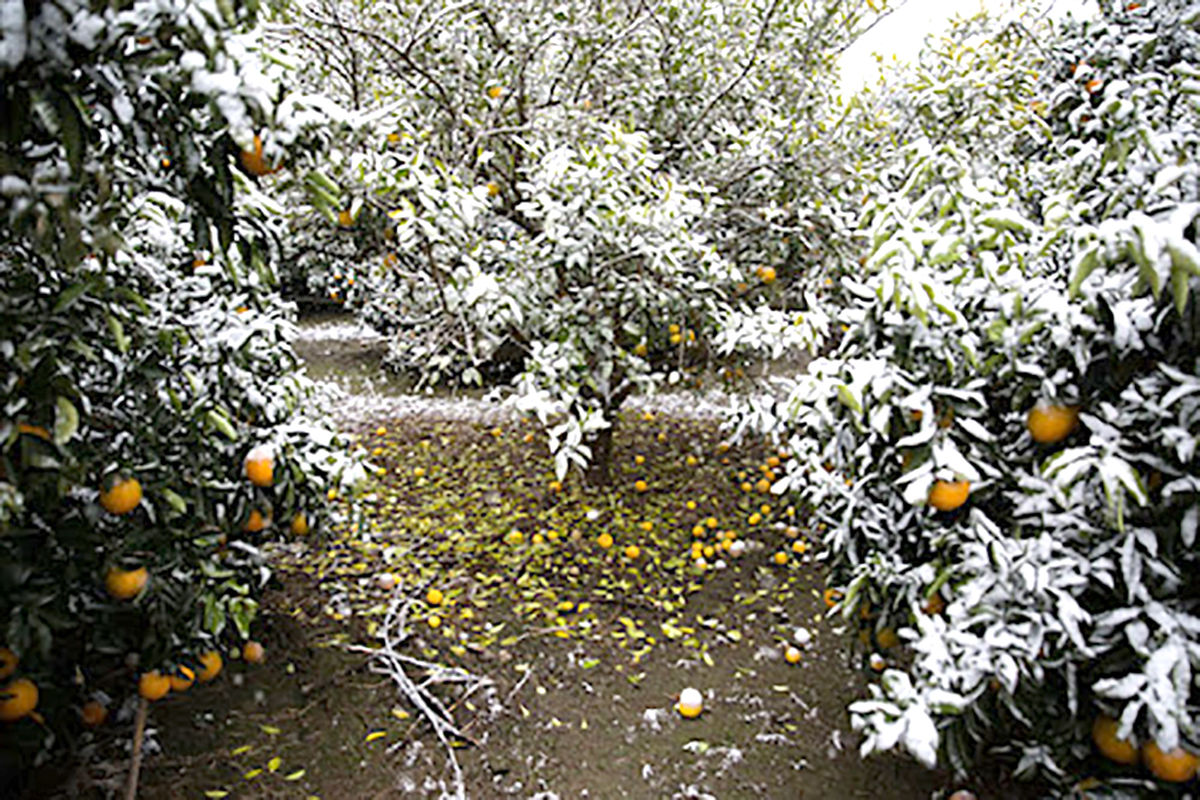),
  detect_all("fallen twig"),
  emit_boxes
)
[124,697,148,800]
